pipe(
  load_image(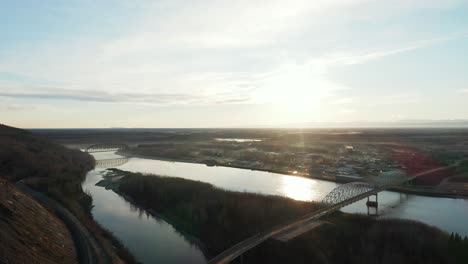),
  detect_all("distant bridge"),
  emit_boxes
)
[95,158,129,168]
[208,163,460,264]
[85,143,129,153]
